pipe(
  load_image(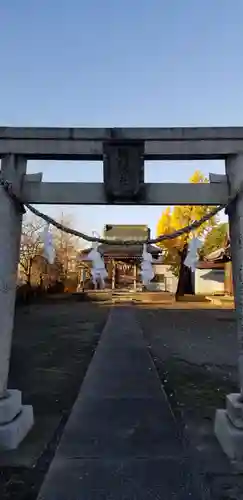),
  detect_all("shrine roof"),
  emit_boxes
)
[103,224,150,240]
[204,242,231,263]
[80,243,161,260]
[78,224,161,260]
